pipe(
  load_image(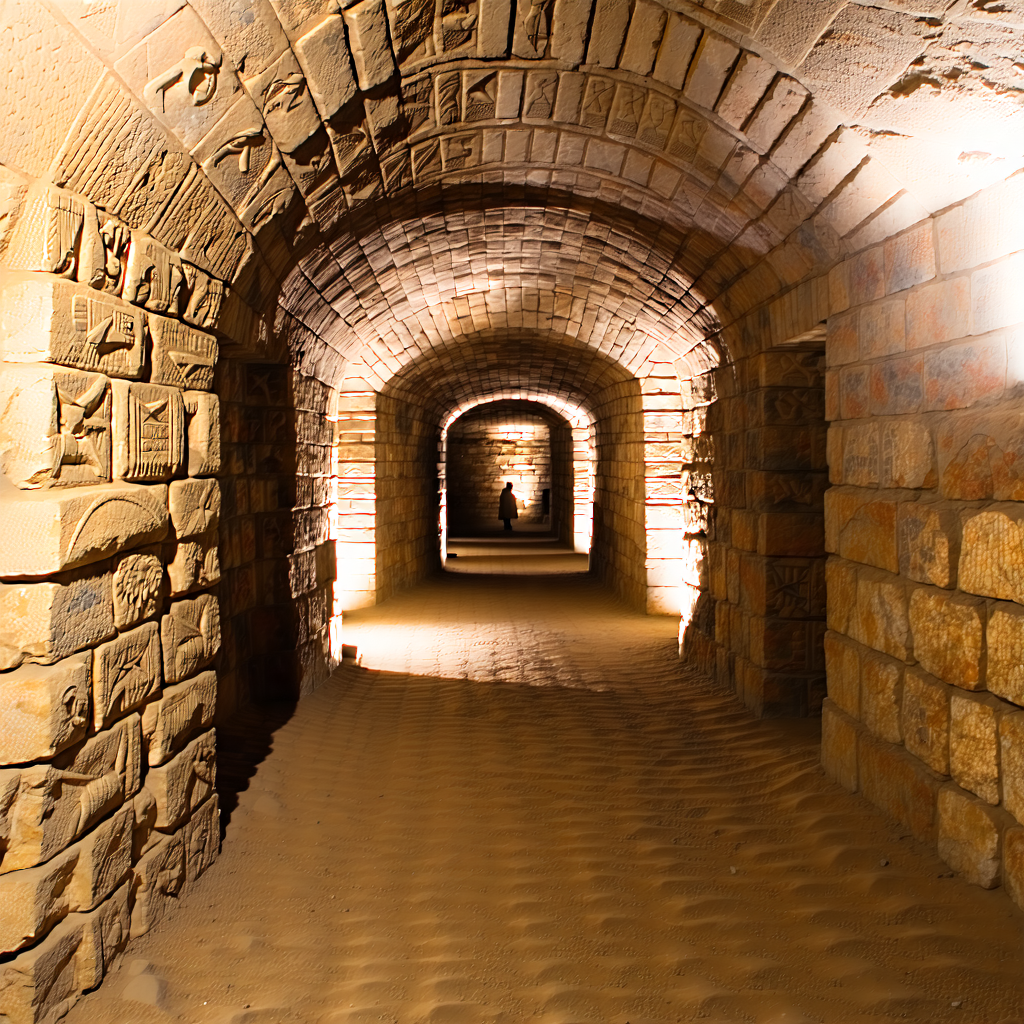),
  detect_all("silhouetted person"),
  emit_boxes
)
[498,481,518,532]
